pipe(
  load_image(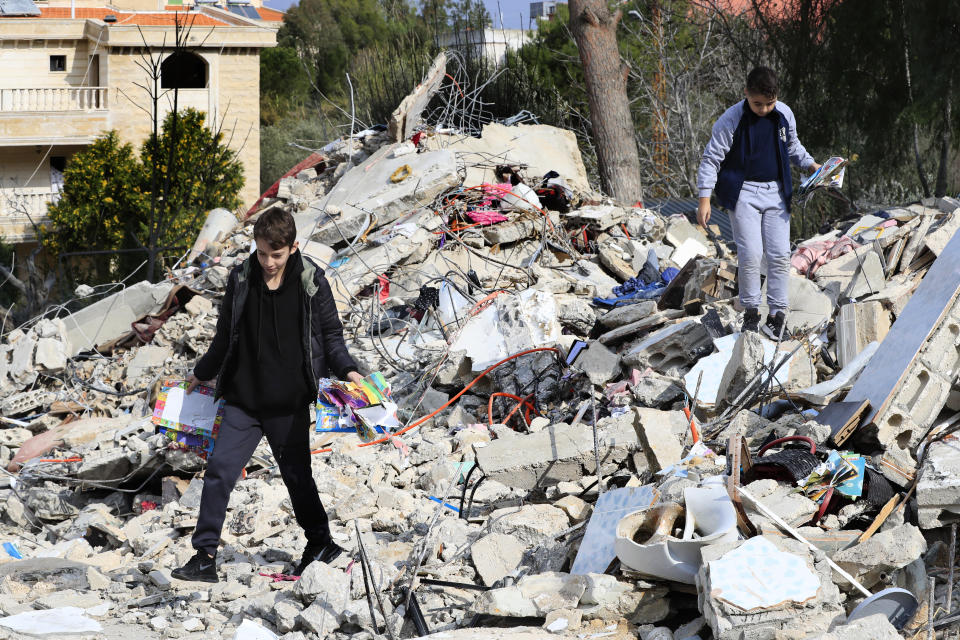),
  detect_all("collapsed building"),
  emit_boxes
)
[1,56,960,640]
